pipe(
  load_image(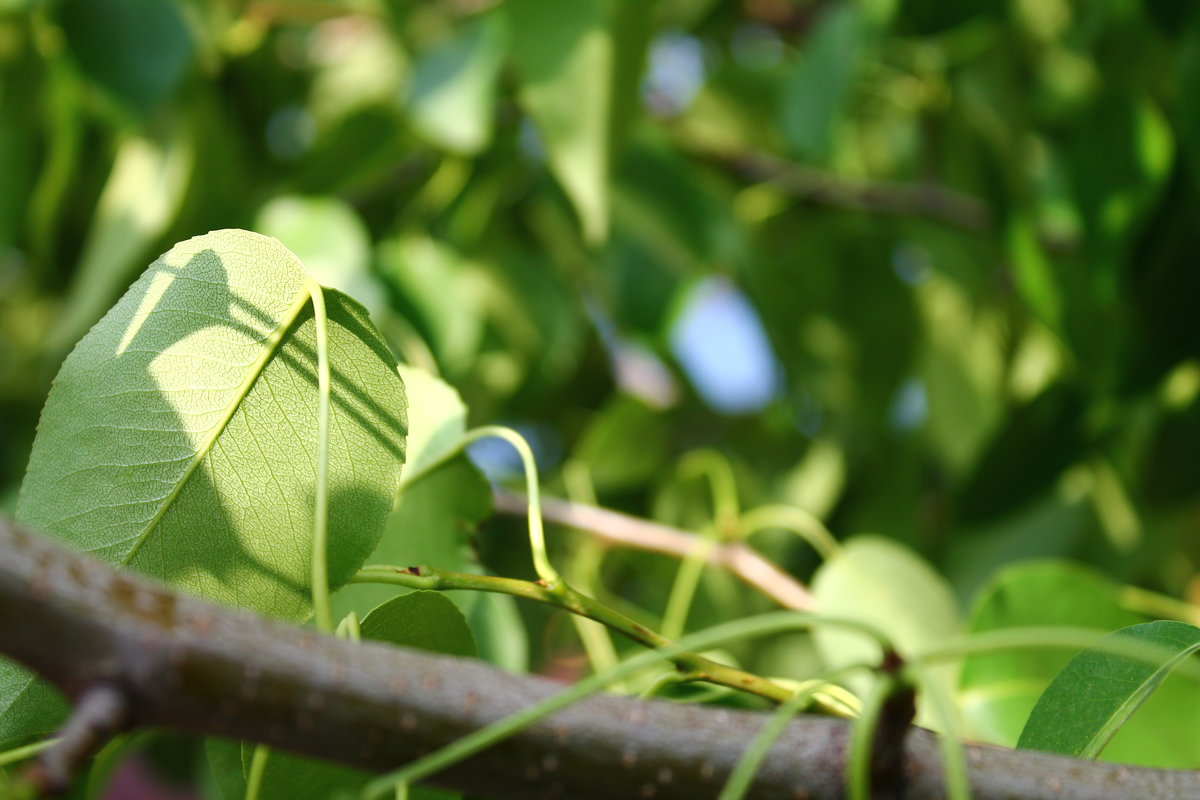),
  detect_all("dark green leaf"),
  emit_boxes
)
[1018,621,1200,760]
[56,0,193,114]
